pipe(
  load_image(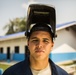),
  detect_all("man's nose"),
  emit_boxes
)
[36,41,43,48]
